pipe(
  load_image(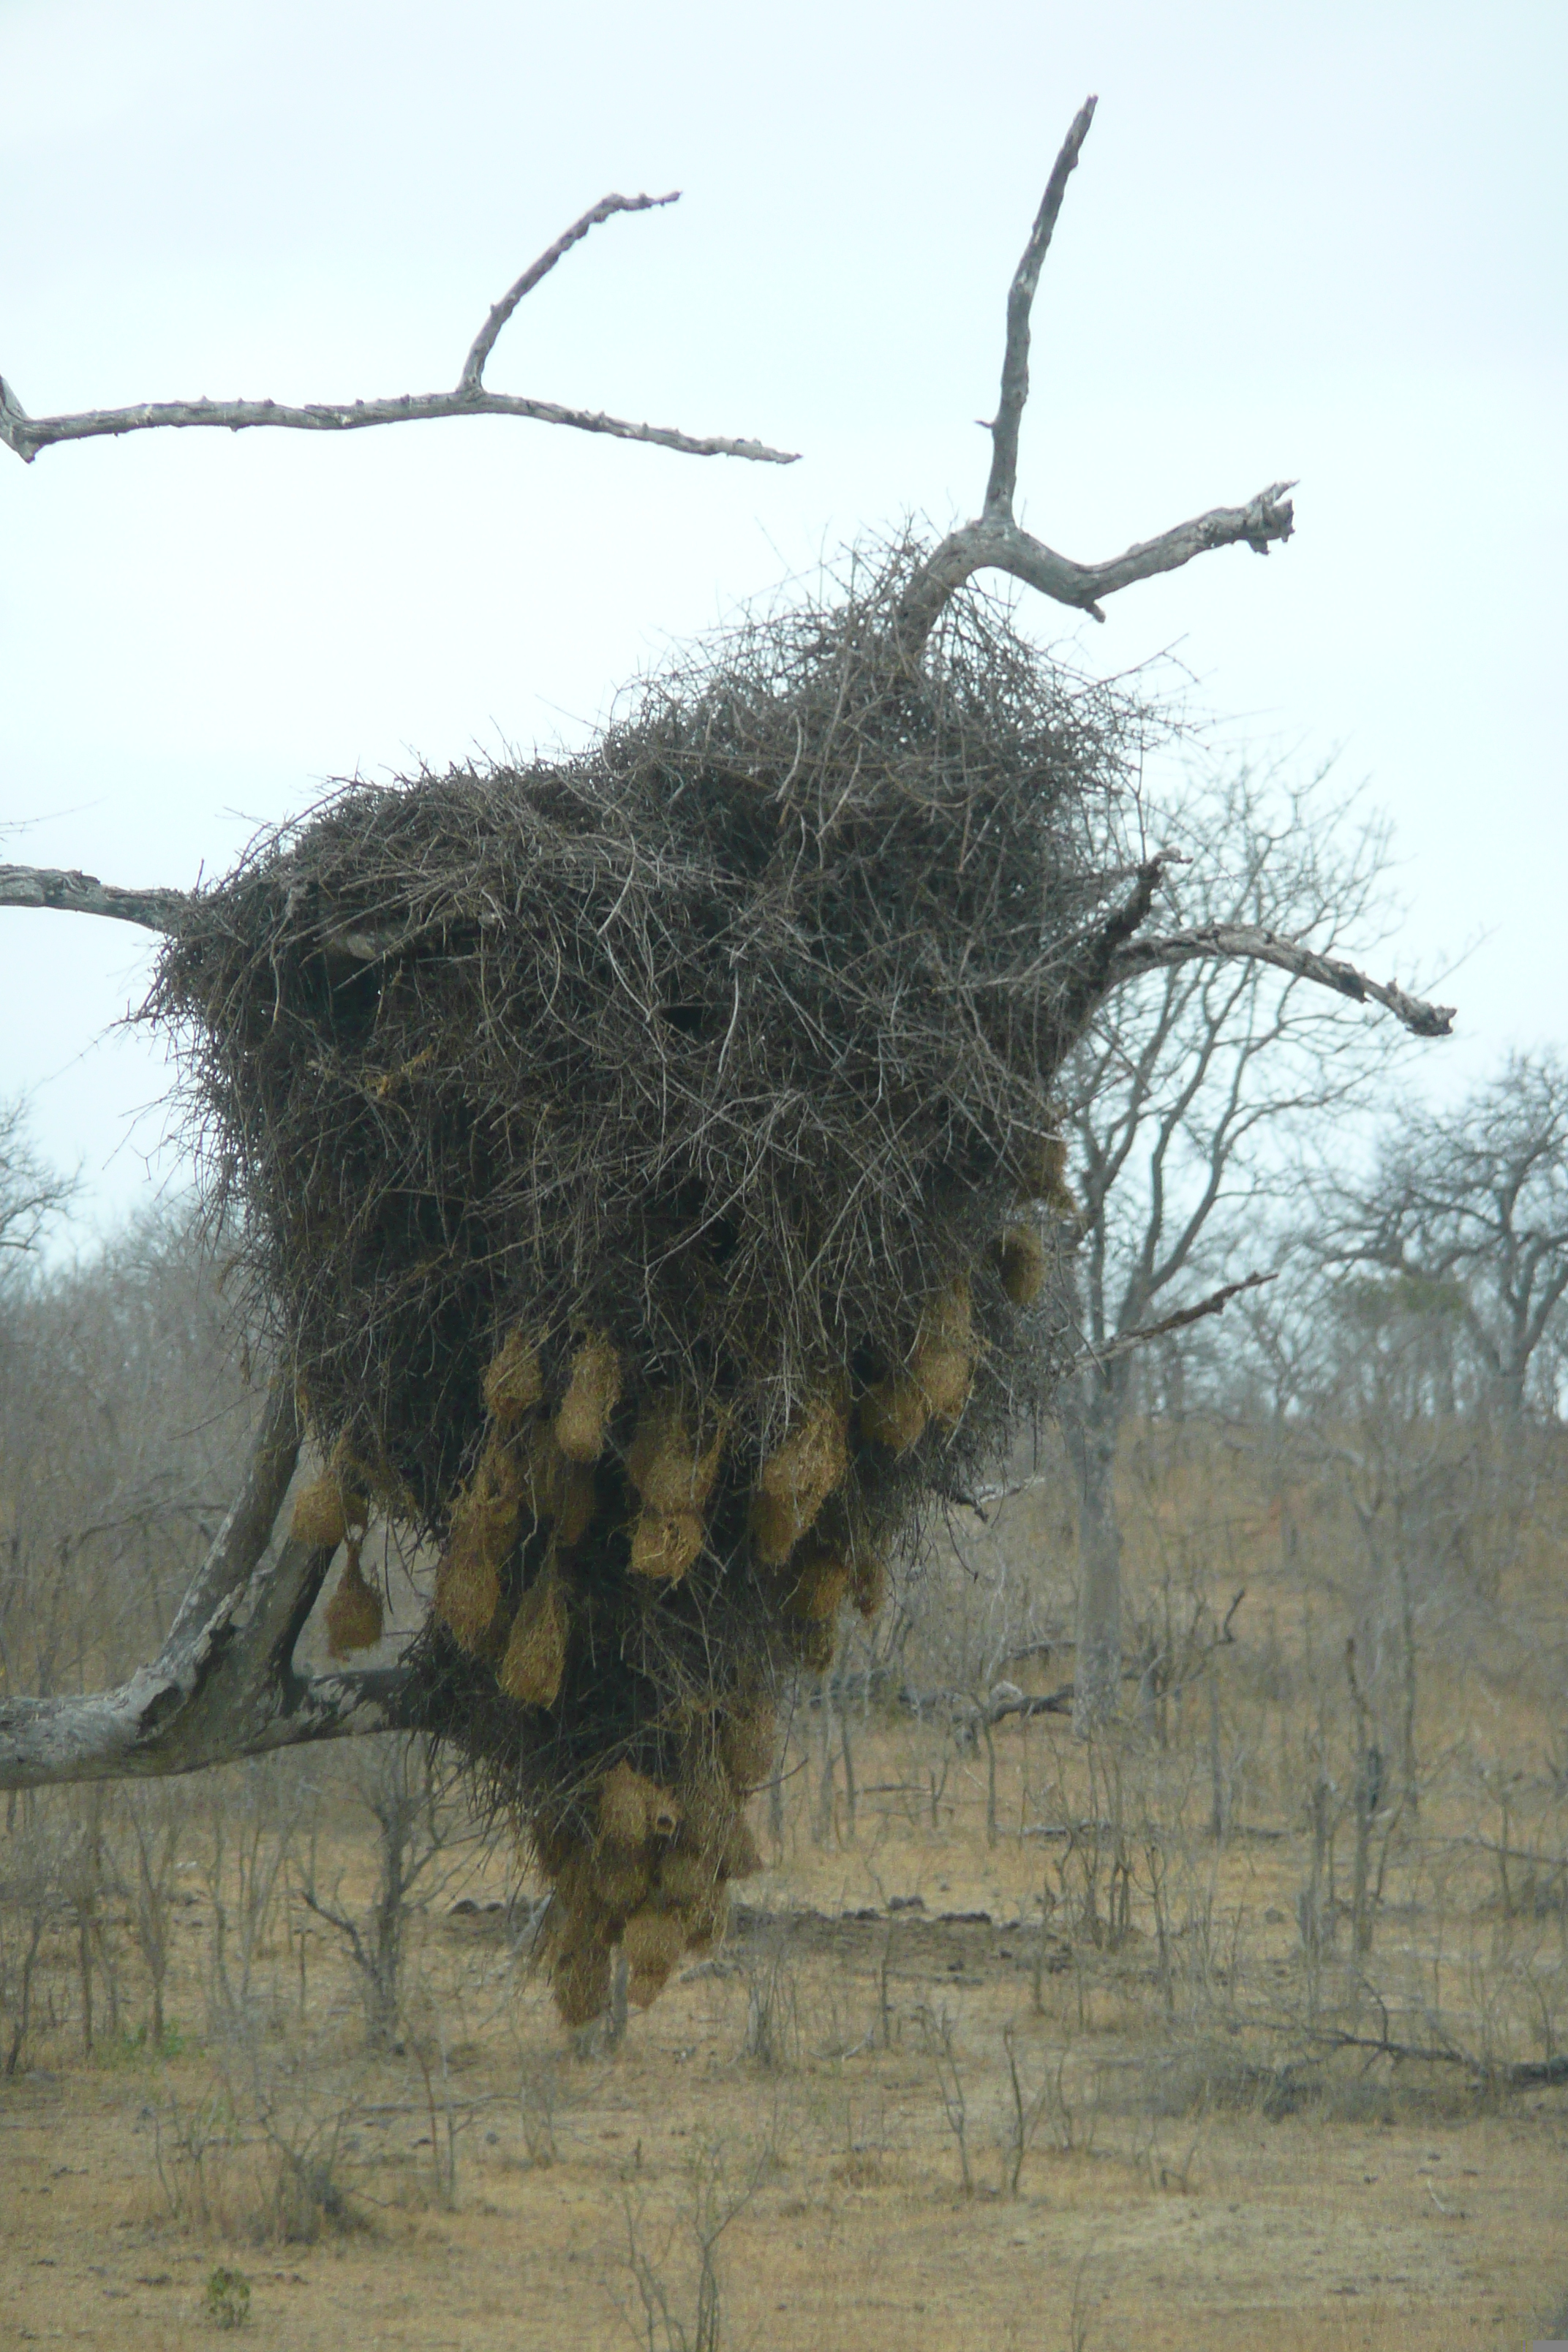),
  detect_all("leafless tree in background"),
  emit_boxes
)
[0,1204,259,1709]
[1258,1054,1568,1809]
[1060,763,1420,1732]
[1330,1052,1568,1428]
[0,1098,73,1270]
